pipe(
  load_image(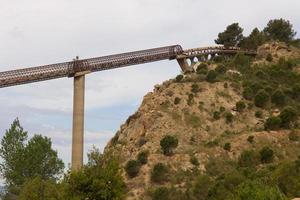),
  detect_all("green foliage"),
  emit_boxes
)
[175,74,183,82]
[236,101,246,112]
[191,83,200,93]
[187,93,194,106]
[215,23,244,47]
[266,53,273,62]
[224,112,234,123]
[64,154,126,200]
[174,97,181,105]
[151,163,169,183]
[238,150,260,168]
[243,87,255,100]
[233,180,287,200]
[0,119,64,190]
[264,18,296,42]
[160,135,178,156]
[264,116,282,130]
[279,107,298,128]
[193,175,212,200]
[271,90,286,106]
[125,160,141,178]
[215,65,227,74]
[213,111,221,120]
[152,187,170,200]
[137,151,149,165]
[190,156,200,166]
[206,70,218,83]
[232,53,251,70]
[213,55,224,63]
[19,177,62,200]
[255,110,263,118]
[240,27,266,50]
[254,90,269,107]
[247,135,255,144]
[224,143,231,151]
[196,63,208,75]
[259,146,274,164]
